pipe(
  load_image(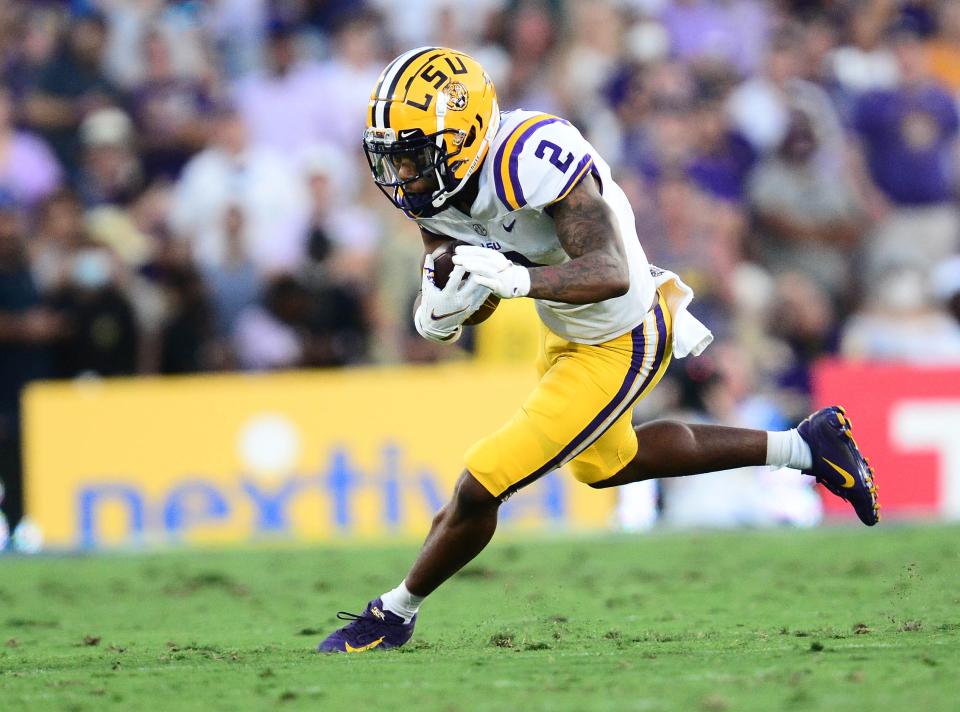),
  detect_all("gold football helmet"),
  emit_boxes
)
[363,47,500,217]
